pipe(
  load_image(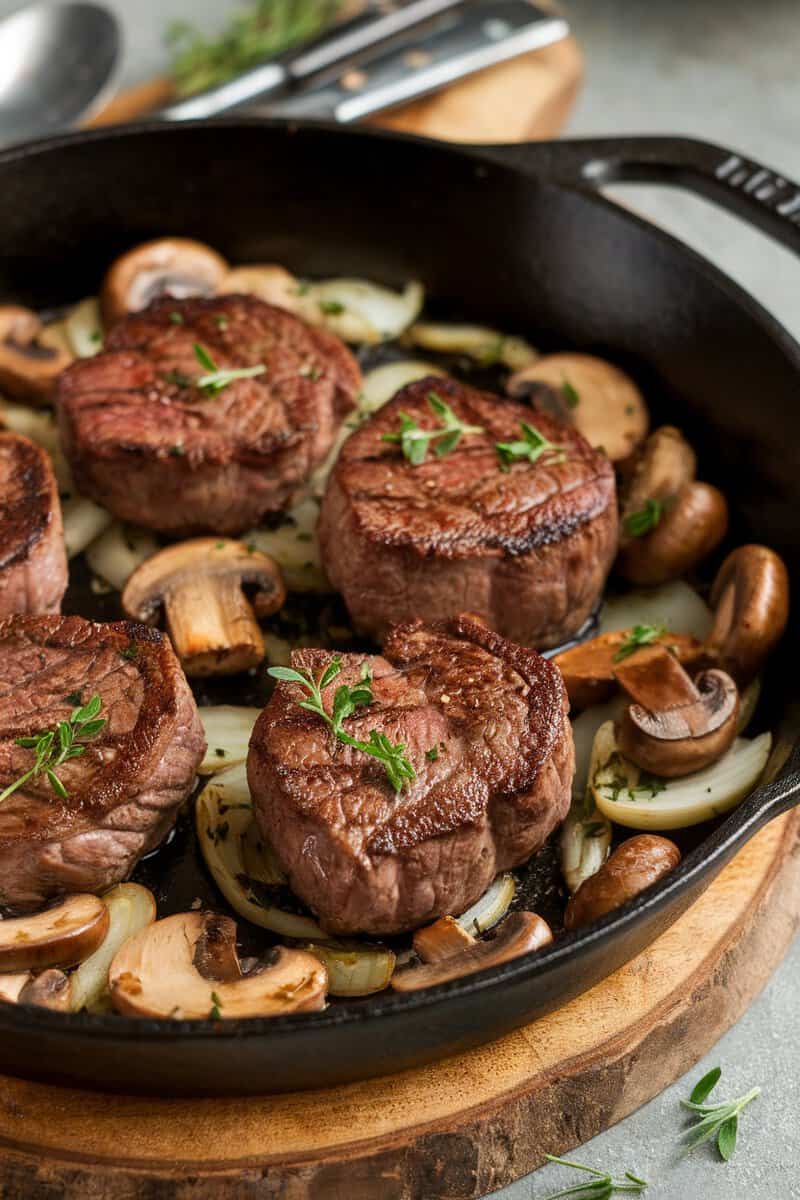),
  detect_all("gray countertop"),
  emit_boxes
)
[4,0,799,1194]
